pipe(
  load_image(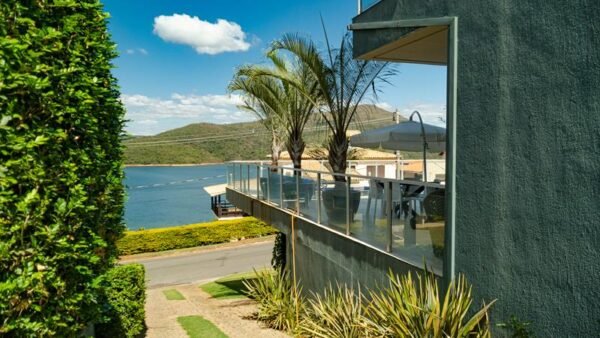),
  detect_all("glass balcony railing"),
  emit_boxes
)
[227,161,446,275]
